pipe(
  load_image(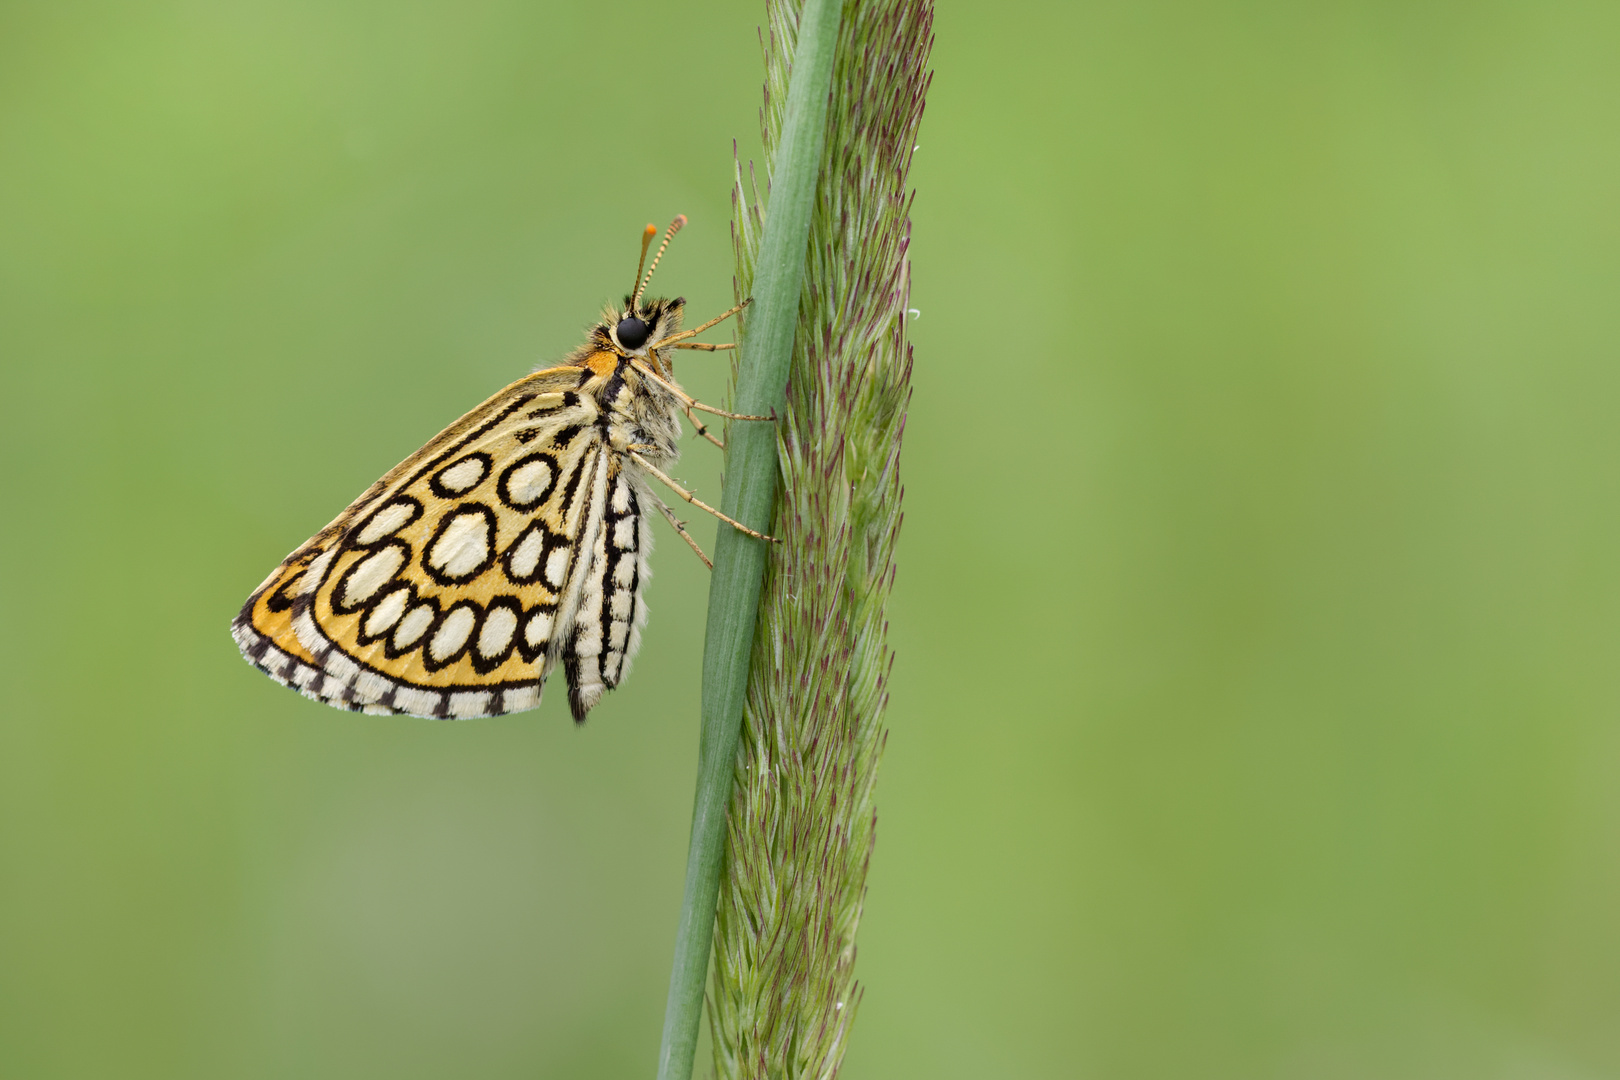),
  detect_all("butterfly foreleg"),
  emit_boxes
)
[630,360,774,423]
[626,450,779,543]
[647,298,751,350]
